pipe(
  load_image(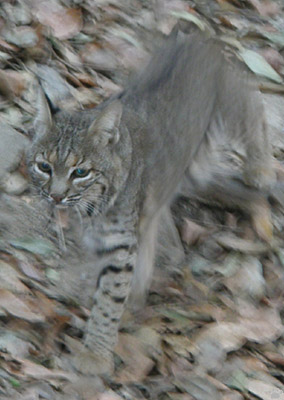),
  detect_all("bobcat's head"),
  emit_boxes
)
[27,89,130,216]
